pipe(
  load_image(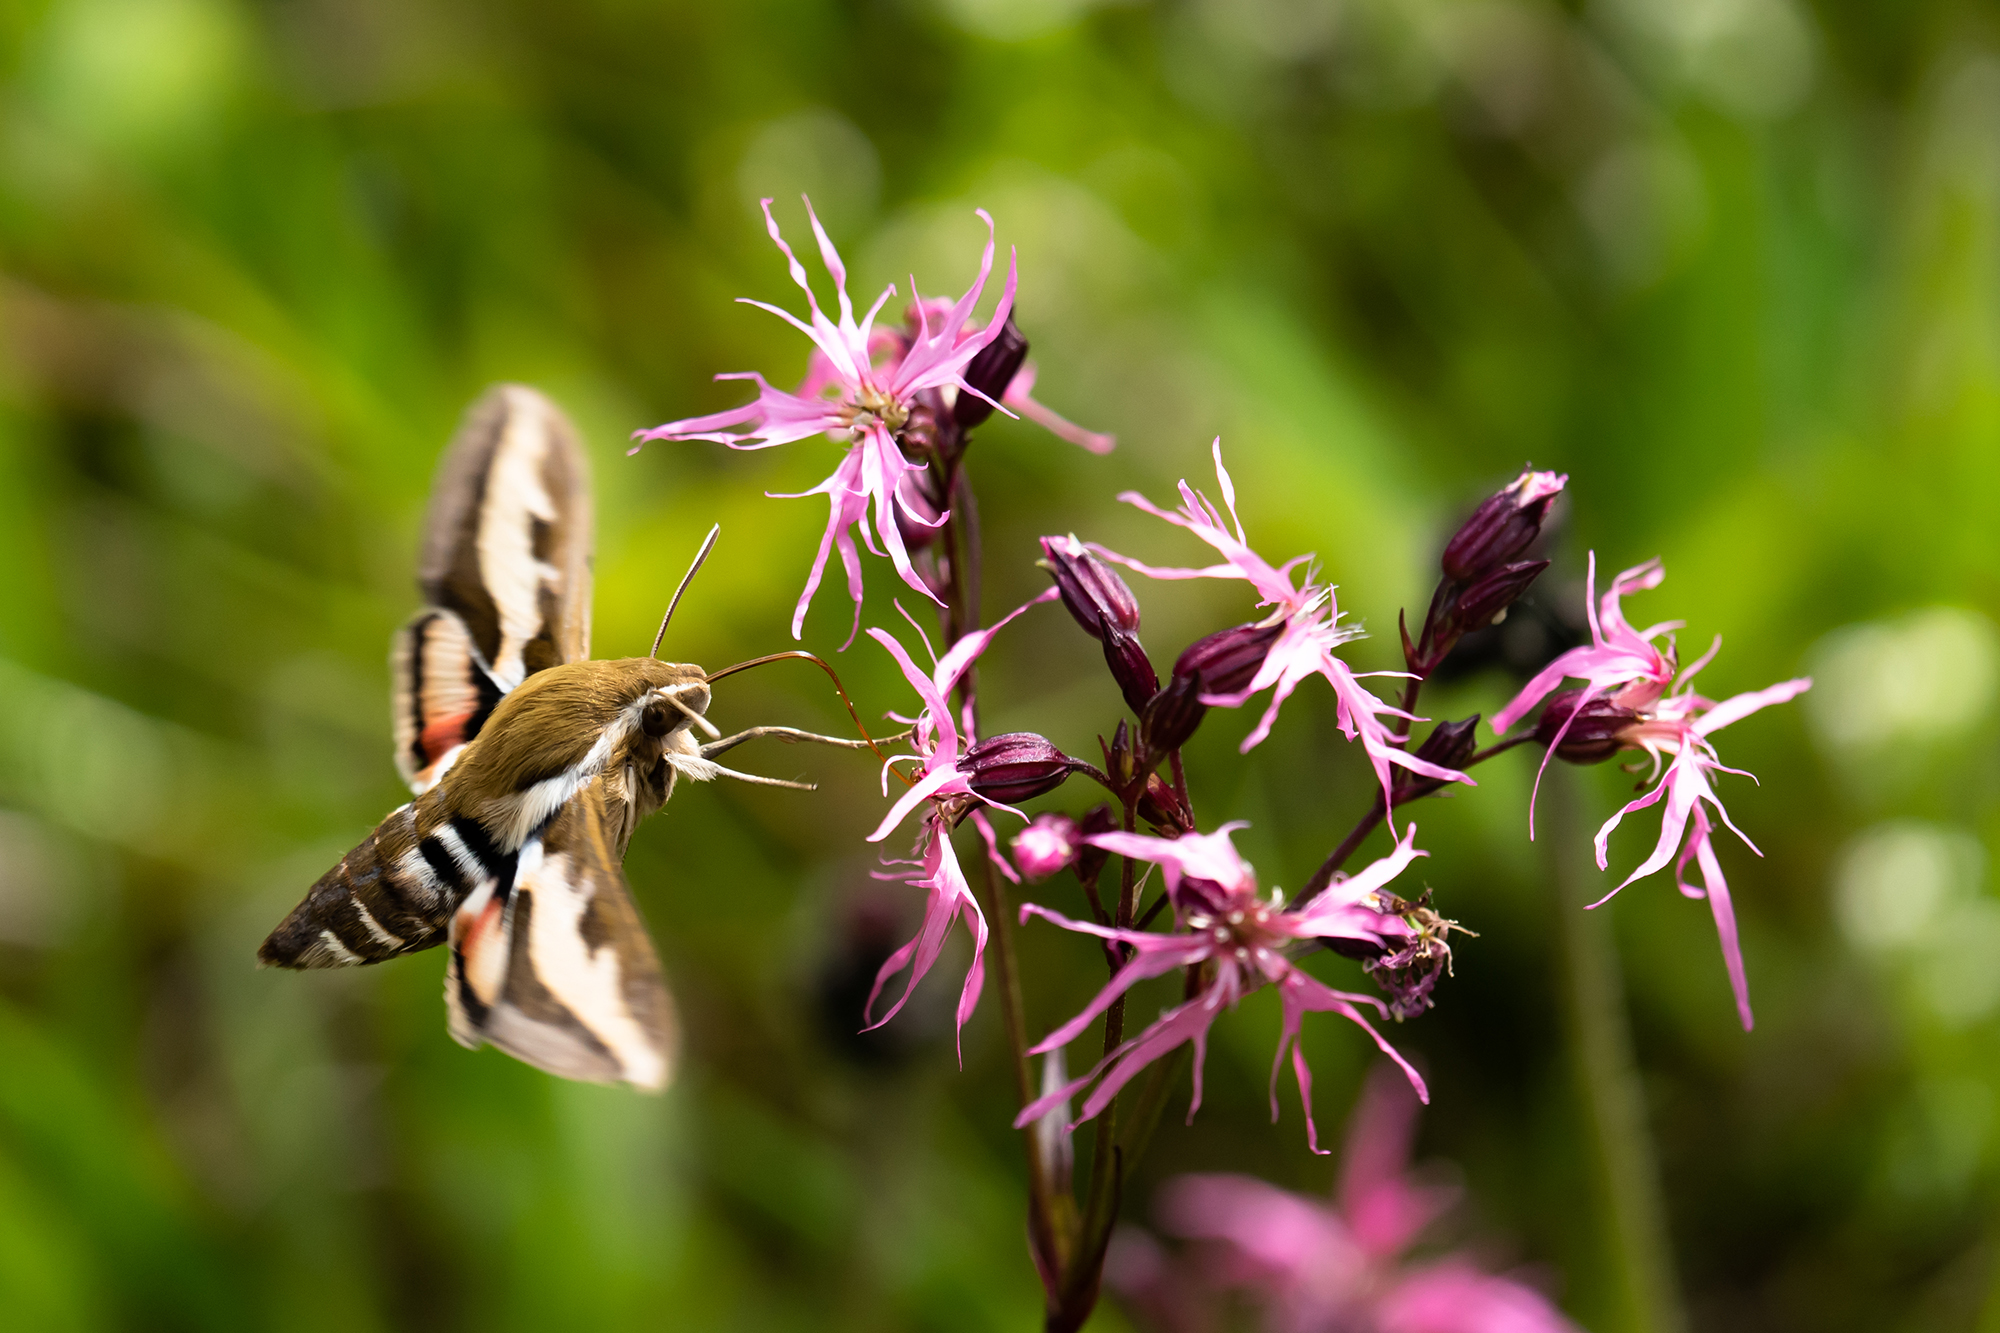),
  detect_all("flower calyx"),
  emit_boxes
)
[1142,670,1207,758]
[964,732,1074,804]
[1533,689,1642,764]
[1039,534,1141,641]
[1174,619,1285,698]
[956,315,1029,428]
[1391,715,1481,803]
[1441,469,1566,583]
